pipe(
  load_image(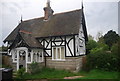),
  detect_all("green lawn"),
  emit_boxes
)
[78,69,118,79]
[14,68,119,80]
[51,69,119,81]
[21,68,78,79]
